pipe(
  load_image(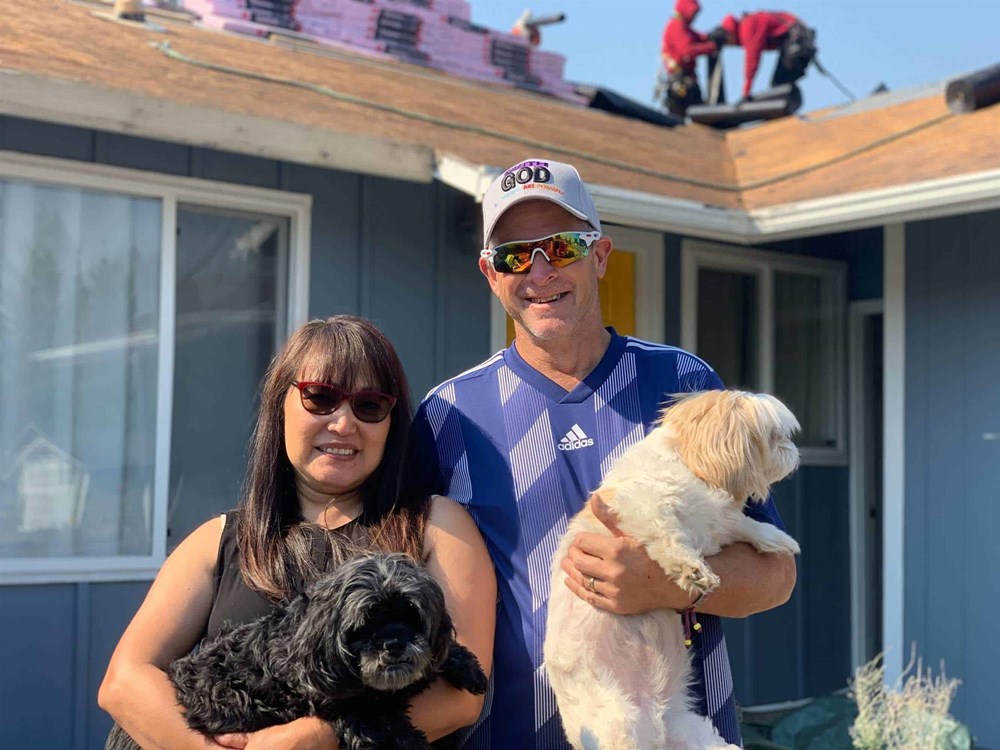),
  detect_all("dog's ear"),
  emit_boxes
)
[663,390,778,503]
[286,573,357,698]
[745,392,801,485]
